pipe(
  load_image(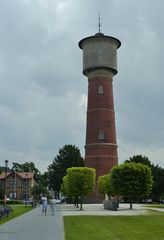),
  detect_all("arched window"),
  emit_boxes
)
[99,131,105,140]
[98,85,104,95]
